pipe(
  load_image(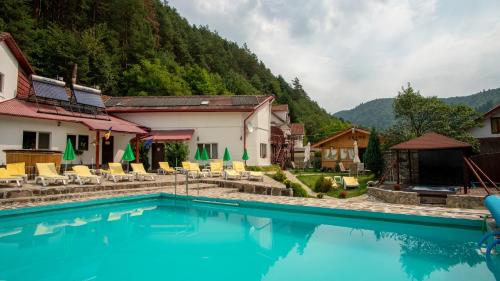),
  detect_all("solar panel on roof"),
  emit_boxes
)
[32,80,69,102]
[232,96,258,106]
[74,90,105,108]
